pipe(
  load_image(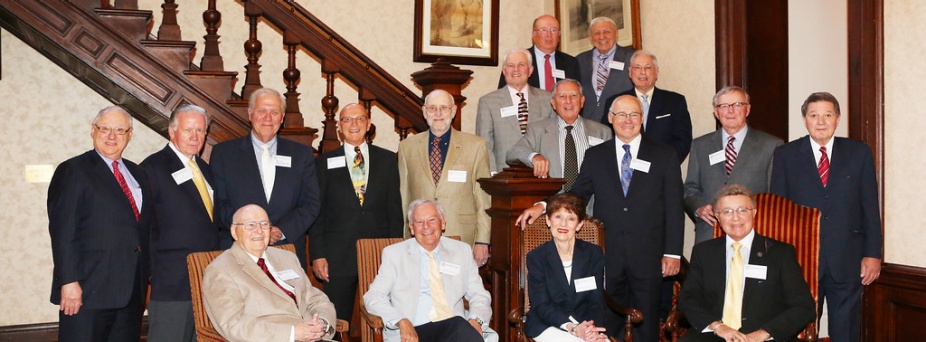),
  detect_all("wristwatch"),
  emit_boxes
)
[471,316,485,327]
